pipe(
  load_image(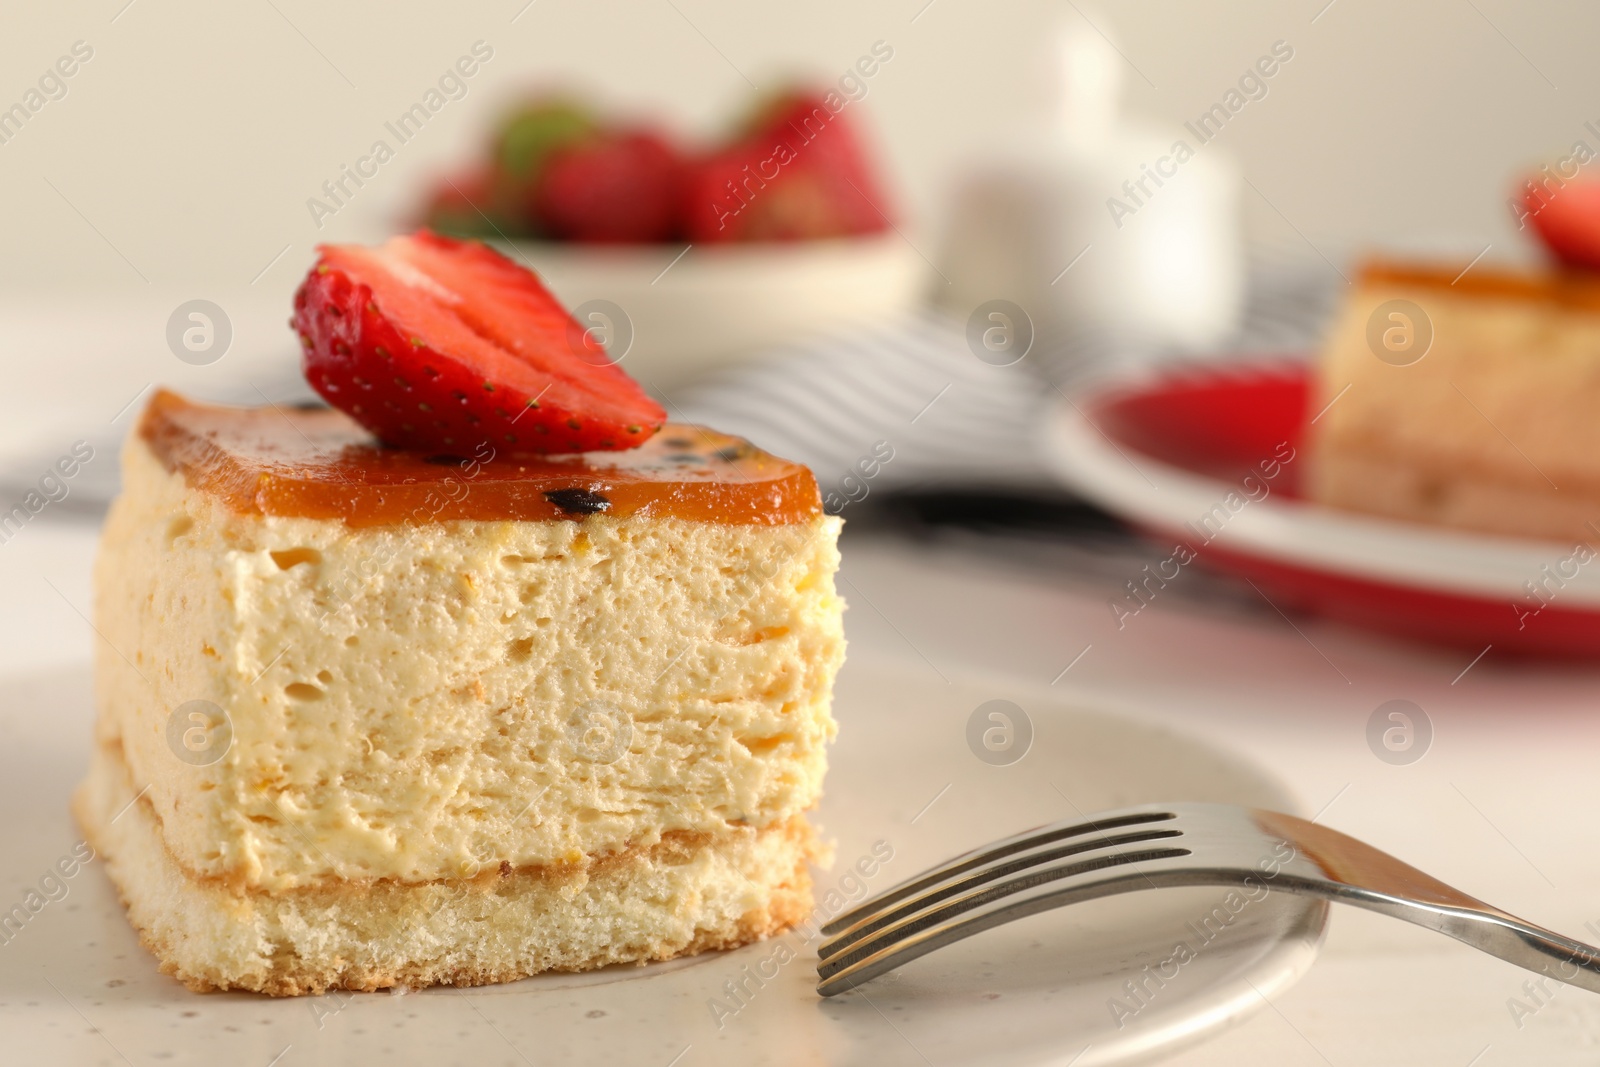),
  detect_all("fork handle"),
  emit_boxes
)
[1258,810,1600,995]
